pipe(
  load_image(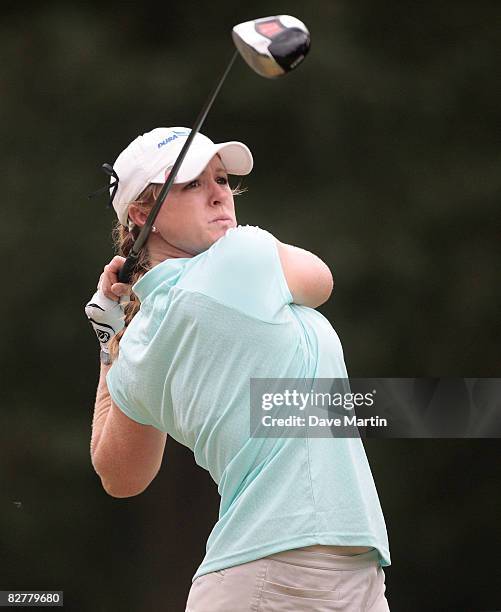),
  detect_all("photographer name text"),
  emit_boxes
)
[261,415,388,428]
